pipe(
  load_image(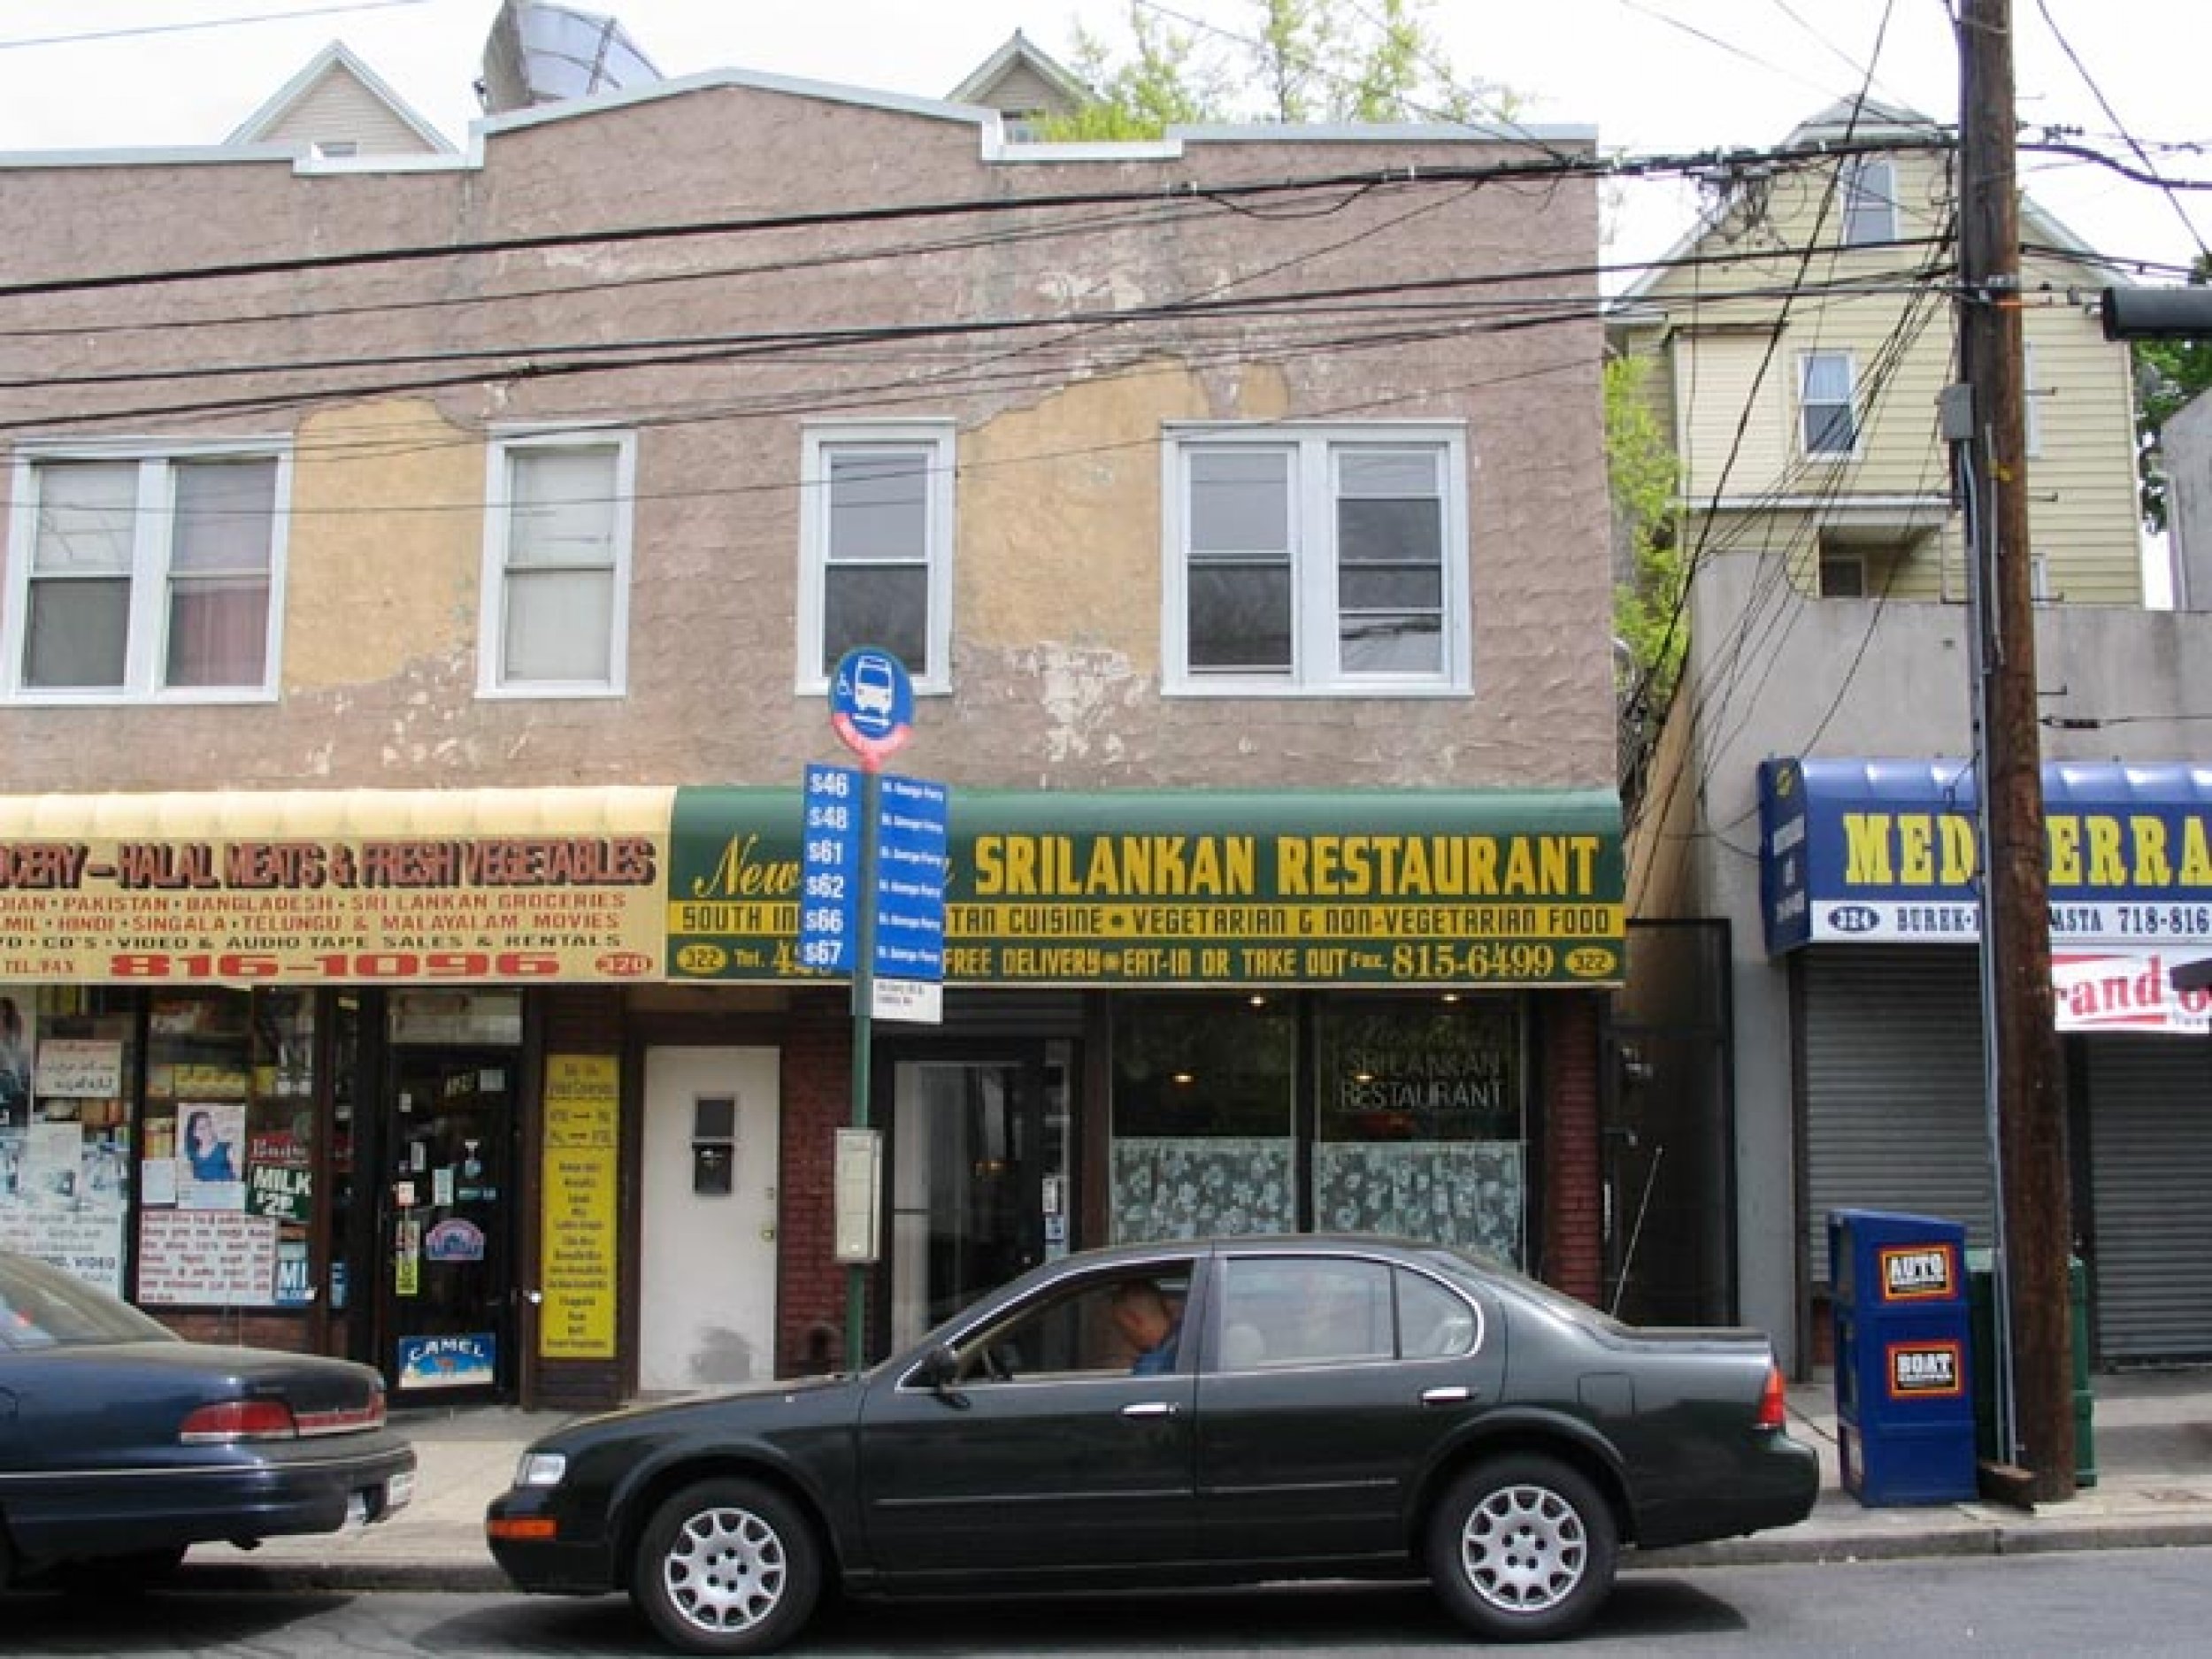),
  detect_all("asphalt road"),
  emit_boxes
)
[6,1548,2212,1656]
